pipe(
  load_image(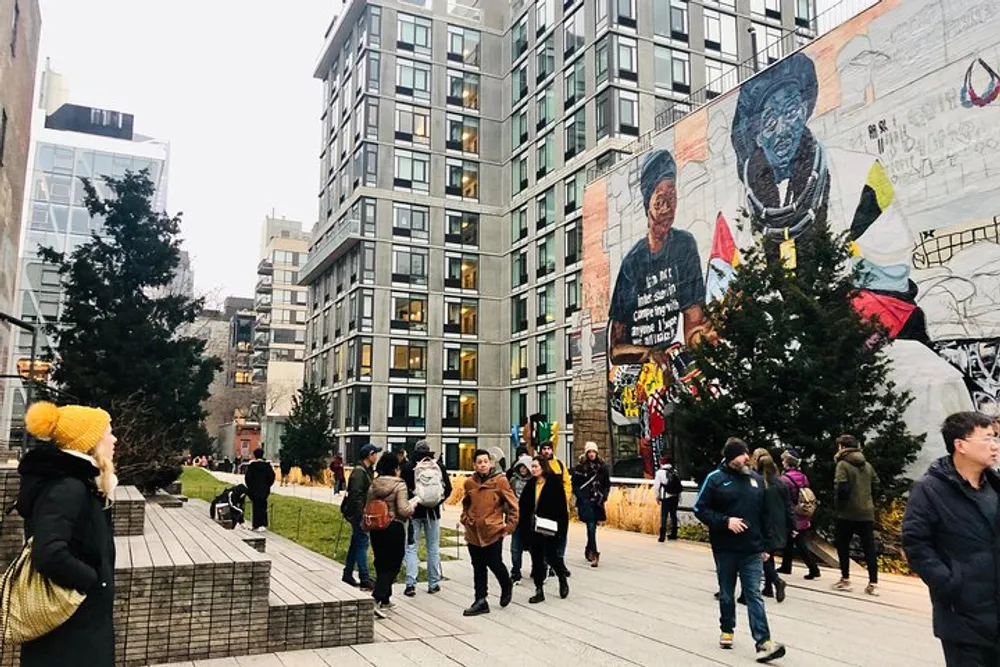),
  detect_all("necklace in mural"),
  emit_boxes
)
[961,58,1000,108]
[743,142,830,241]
